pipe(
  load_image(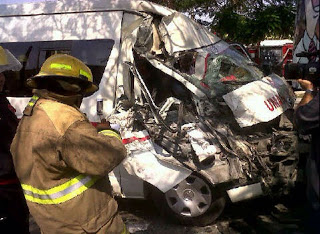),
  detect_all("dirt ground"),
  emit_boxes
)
[29,190,308,234]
